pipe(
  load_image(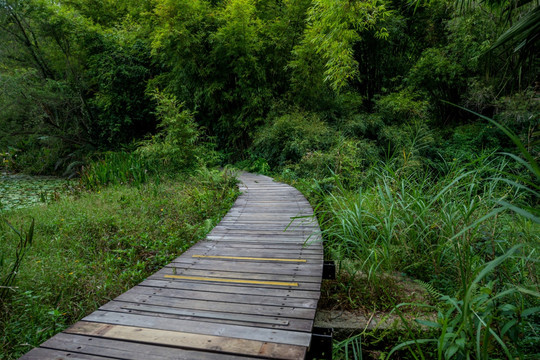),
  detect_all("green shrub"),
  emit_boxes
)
[375,89,430,124]
[252,111,336,168]
[7,136,65,175]
[494,89,540,148]
[136,91,200,172]
[378,121,435,170]
[434,124,501,163]
[290,138,380,187]
[407,47,466,119]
